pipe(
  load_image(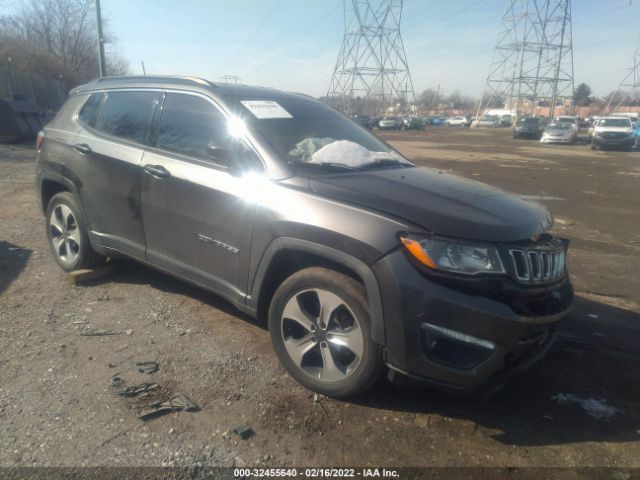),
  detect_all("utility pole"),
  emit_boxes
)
[326,0,416,116]
[477,0,574,121]
[141,61,146,75]
[6,56,15,99]
[95,0,107,77]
